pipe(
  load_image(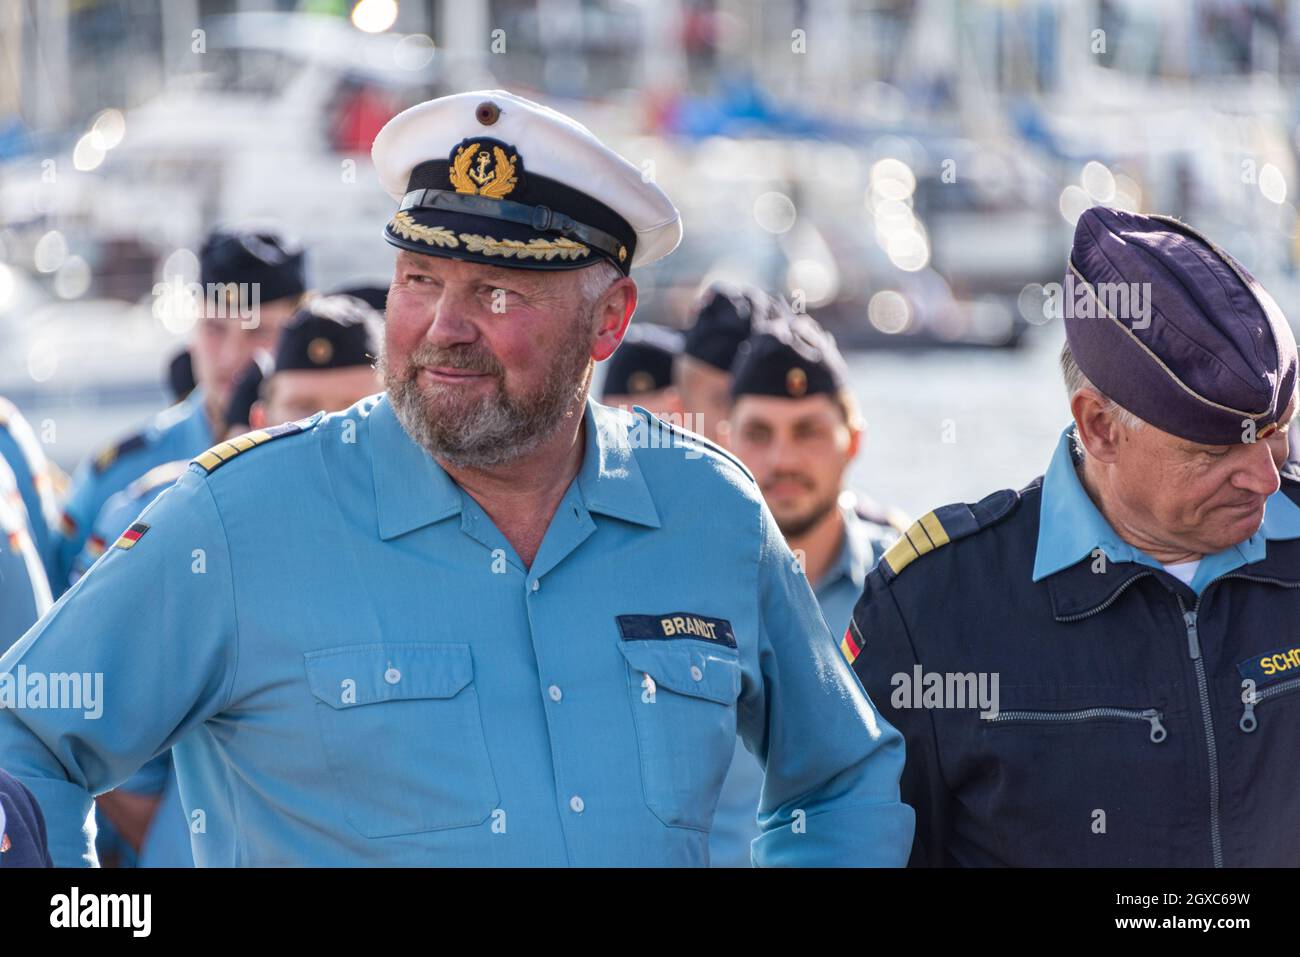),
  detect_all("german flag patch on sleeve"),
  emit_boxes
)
[113,522,149,550]
[840,622,863,666]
